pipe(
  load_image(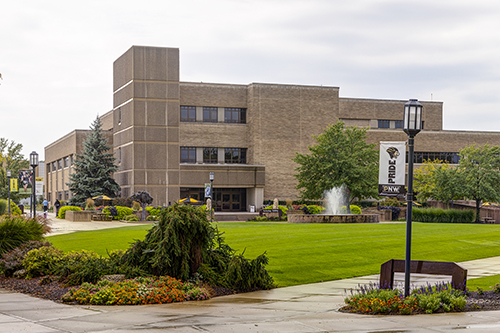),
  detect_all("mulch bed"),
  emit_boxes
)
[0,276,235,303]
